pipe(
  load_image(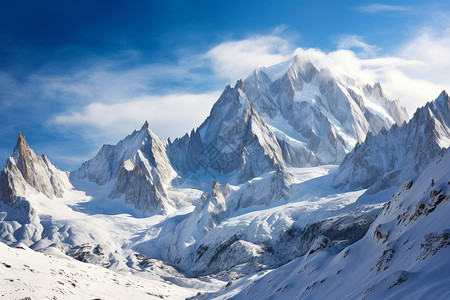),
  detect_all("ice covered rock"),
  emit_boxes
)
[0,133,70,246]
[168,80,288,184]
[244,55,408,166]
[167,168,294,274]
[0,132,70,205]
[72,122,177,215]
[307,235,336,256]
[334,91,450,190]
